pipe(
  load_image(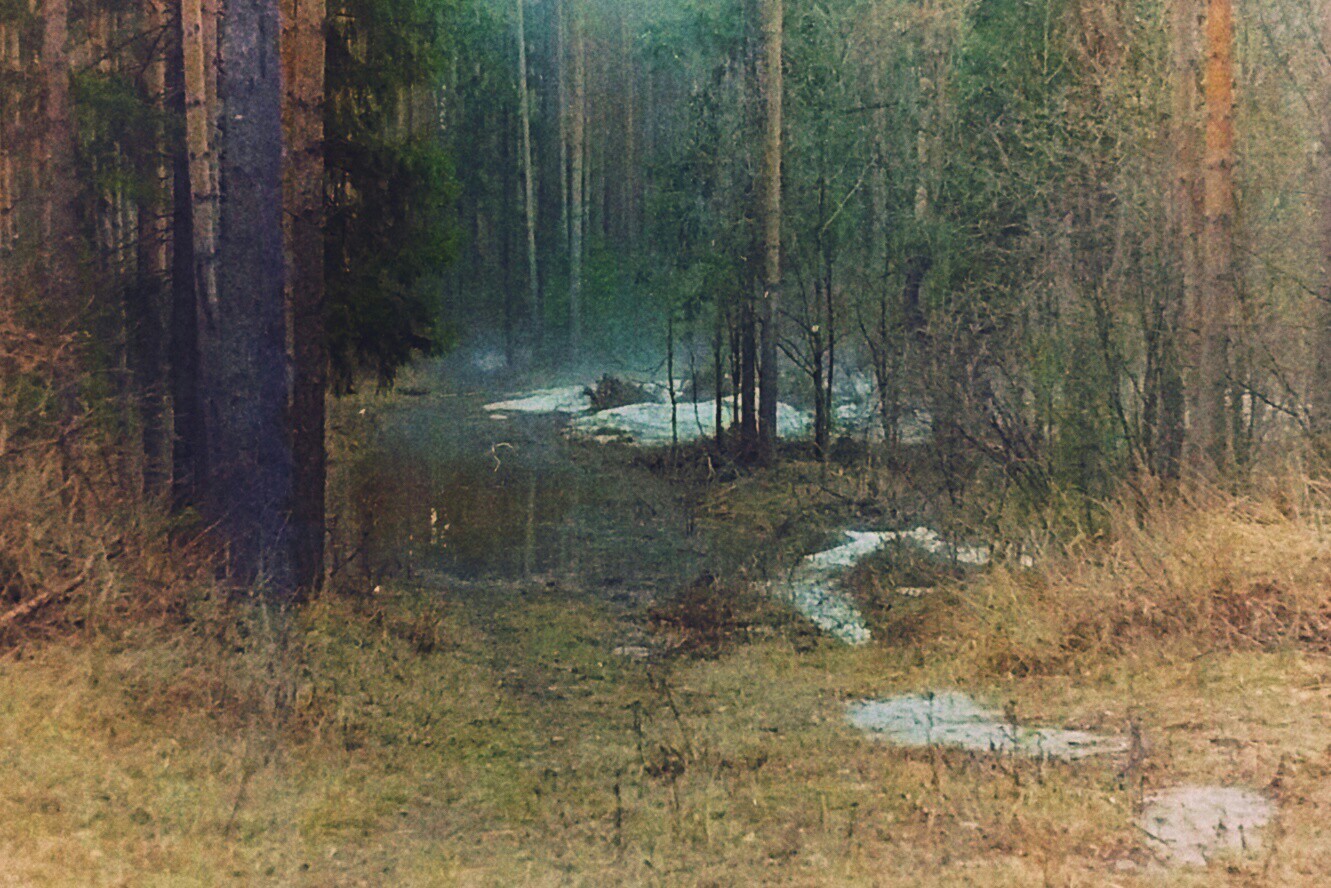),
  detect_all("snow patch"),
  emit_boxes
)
[483,386,592,415]
[774,526,1022,647]
[1141,786,1275,867]
[567,400,811,446]
[847,692,1127,760]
